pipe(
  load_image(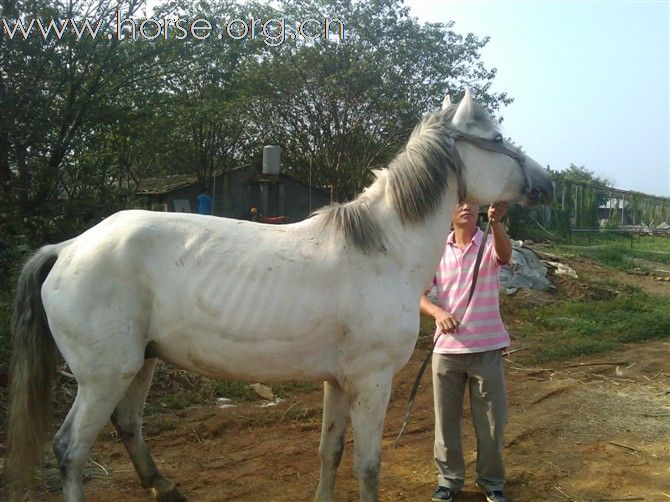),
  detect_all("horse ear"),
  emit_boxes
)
[441,95,452,109]
[452,88,474,125]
